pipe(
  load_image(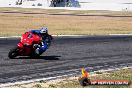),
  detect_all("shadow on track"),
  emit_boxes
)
[10,56,61,60]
